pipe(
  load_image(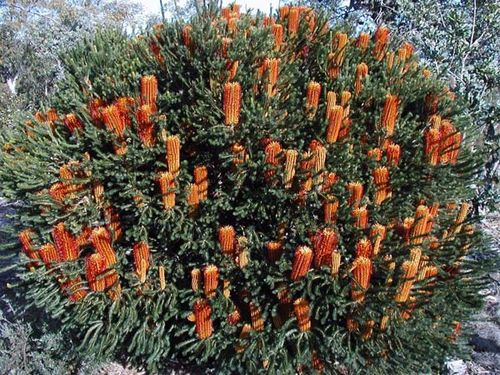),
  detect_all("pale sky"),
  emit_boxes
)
[137,0,282,17]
